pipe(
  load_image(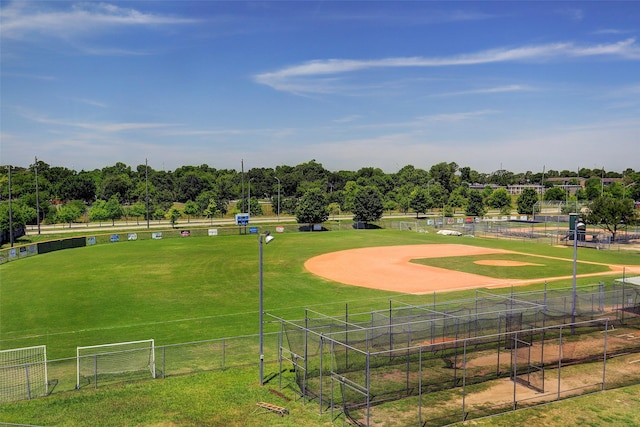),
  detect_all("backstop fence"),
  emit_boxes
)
[274,280,640,426]
[388,215,640,248]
